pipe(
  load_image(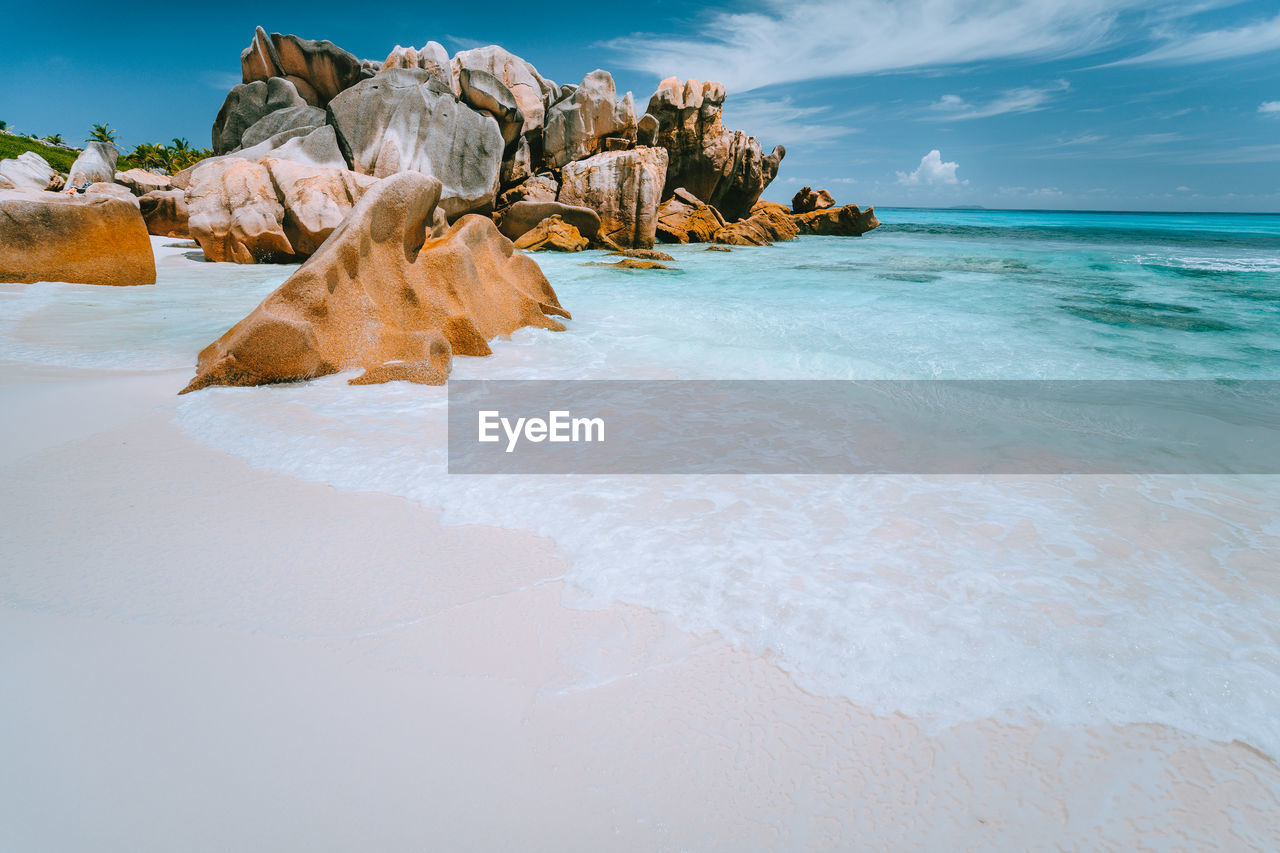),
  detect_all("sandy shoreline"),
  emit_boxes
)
[2,360,1278,850]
